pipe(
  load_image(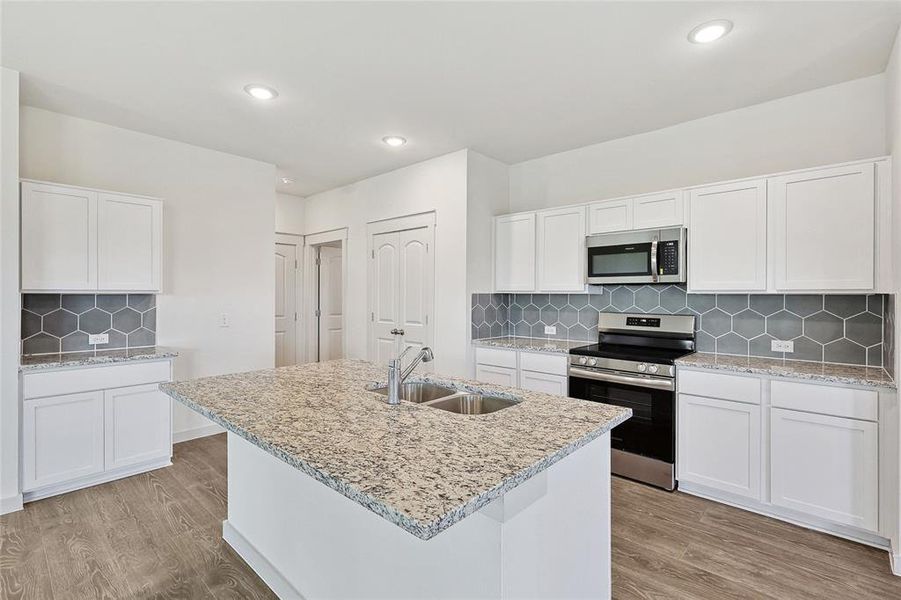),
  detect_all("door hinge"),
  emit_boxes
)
[315,257,321,266]
[315,309,321,317]
[371,312,375,322]
[295,259,298,269]
[426,242,429,253]
[371,250,375,259]
[425,314,429,325]
[294,312,297,321]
